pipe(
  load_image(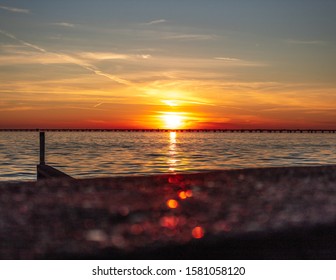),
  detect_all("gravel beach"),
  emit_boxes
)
[0,165,336,259]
